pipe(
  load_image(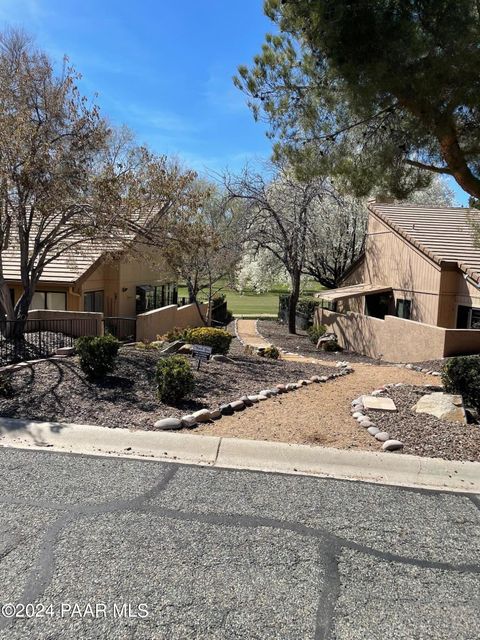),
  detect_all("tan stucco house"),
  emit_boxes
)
[4,242,177,319]
[316,202,480,362]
